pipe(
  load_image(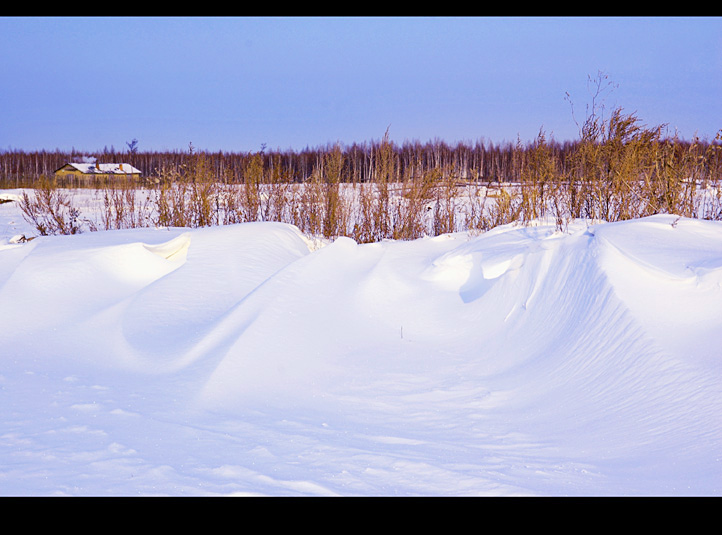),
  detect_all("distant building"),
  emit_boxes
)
[54,162,142,181]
